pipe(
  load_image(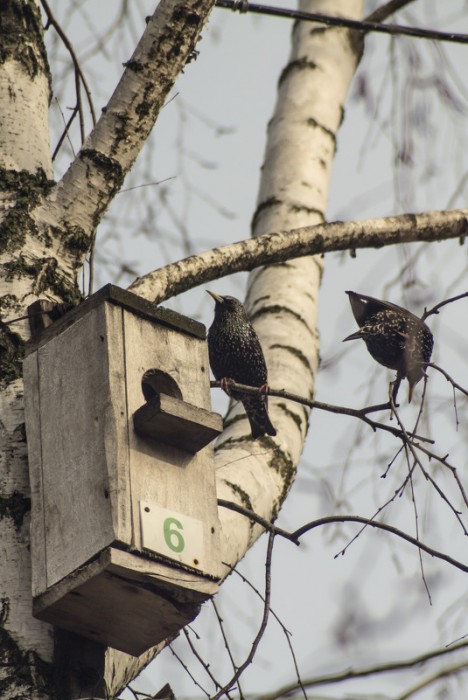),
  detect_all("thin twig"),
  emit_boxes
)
[335,461,417,557]
[413,442,468,508]
[167,644,210,697]
[390,397,468,535]
[395,661,468,700]
[215,0,468,45]
[40,0,96,126]
[427,362,468,397]
[366,0,416,24]
[422,291,468,320]
[222,565,307,700]
[258,640,468,699]
[183,628,228,697]
[211,600,243,698]
[291,516,468,574]
[211,532,275,699]
[391,397,432,603]
[52,100,78,160]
